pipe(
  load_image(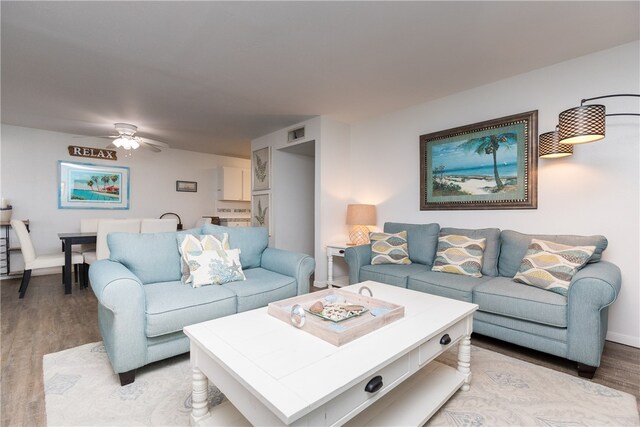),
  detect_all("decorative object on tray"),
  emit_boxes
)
[305,297,368,322]
[268,287,404,346]
[420,110,538,210]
